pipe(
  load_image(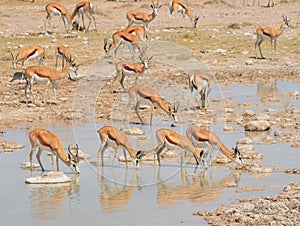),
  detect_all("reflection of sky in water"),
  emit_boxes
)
[0,80,299,225]
[220,81,300,112]
[1,115,299,225]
